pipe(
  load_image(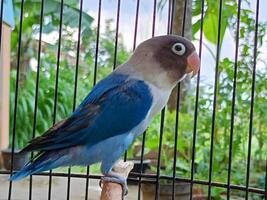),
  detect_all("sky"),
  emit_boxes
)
[81,0,267,85]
